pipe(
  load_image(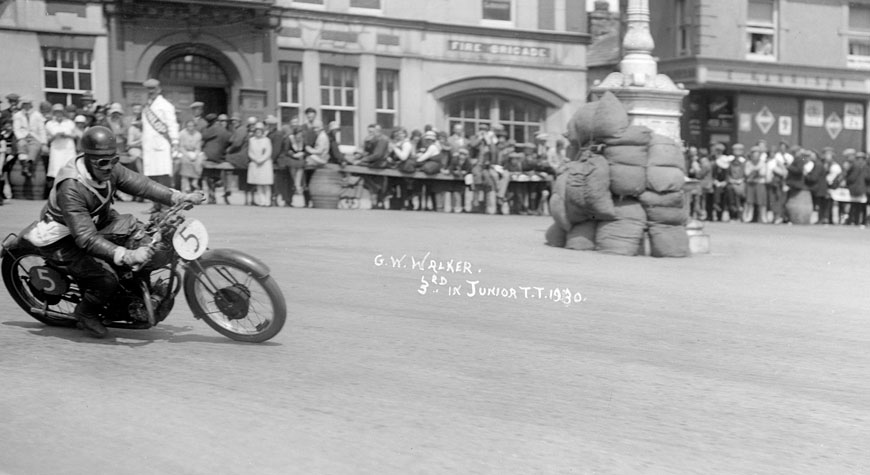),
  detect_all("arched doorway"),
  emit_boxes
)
[150,44,236,118]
